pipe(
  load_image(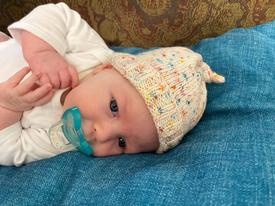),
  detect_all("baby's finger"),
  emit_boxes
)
[58,70,70,89]
[16,72,42,95]
[32,89,54,107]
[68,65,79,88]
[49,74,61,89]
[8,67,31,86]
[39,74,51,86]
[23,83,52,103]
